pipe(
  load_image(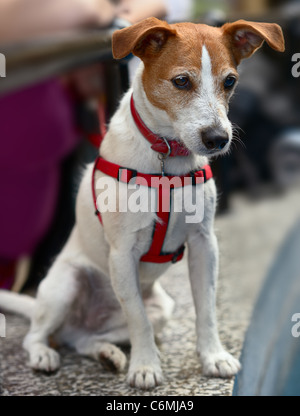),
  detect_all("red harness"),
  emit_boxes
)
[92,95,213,264]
